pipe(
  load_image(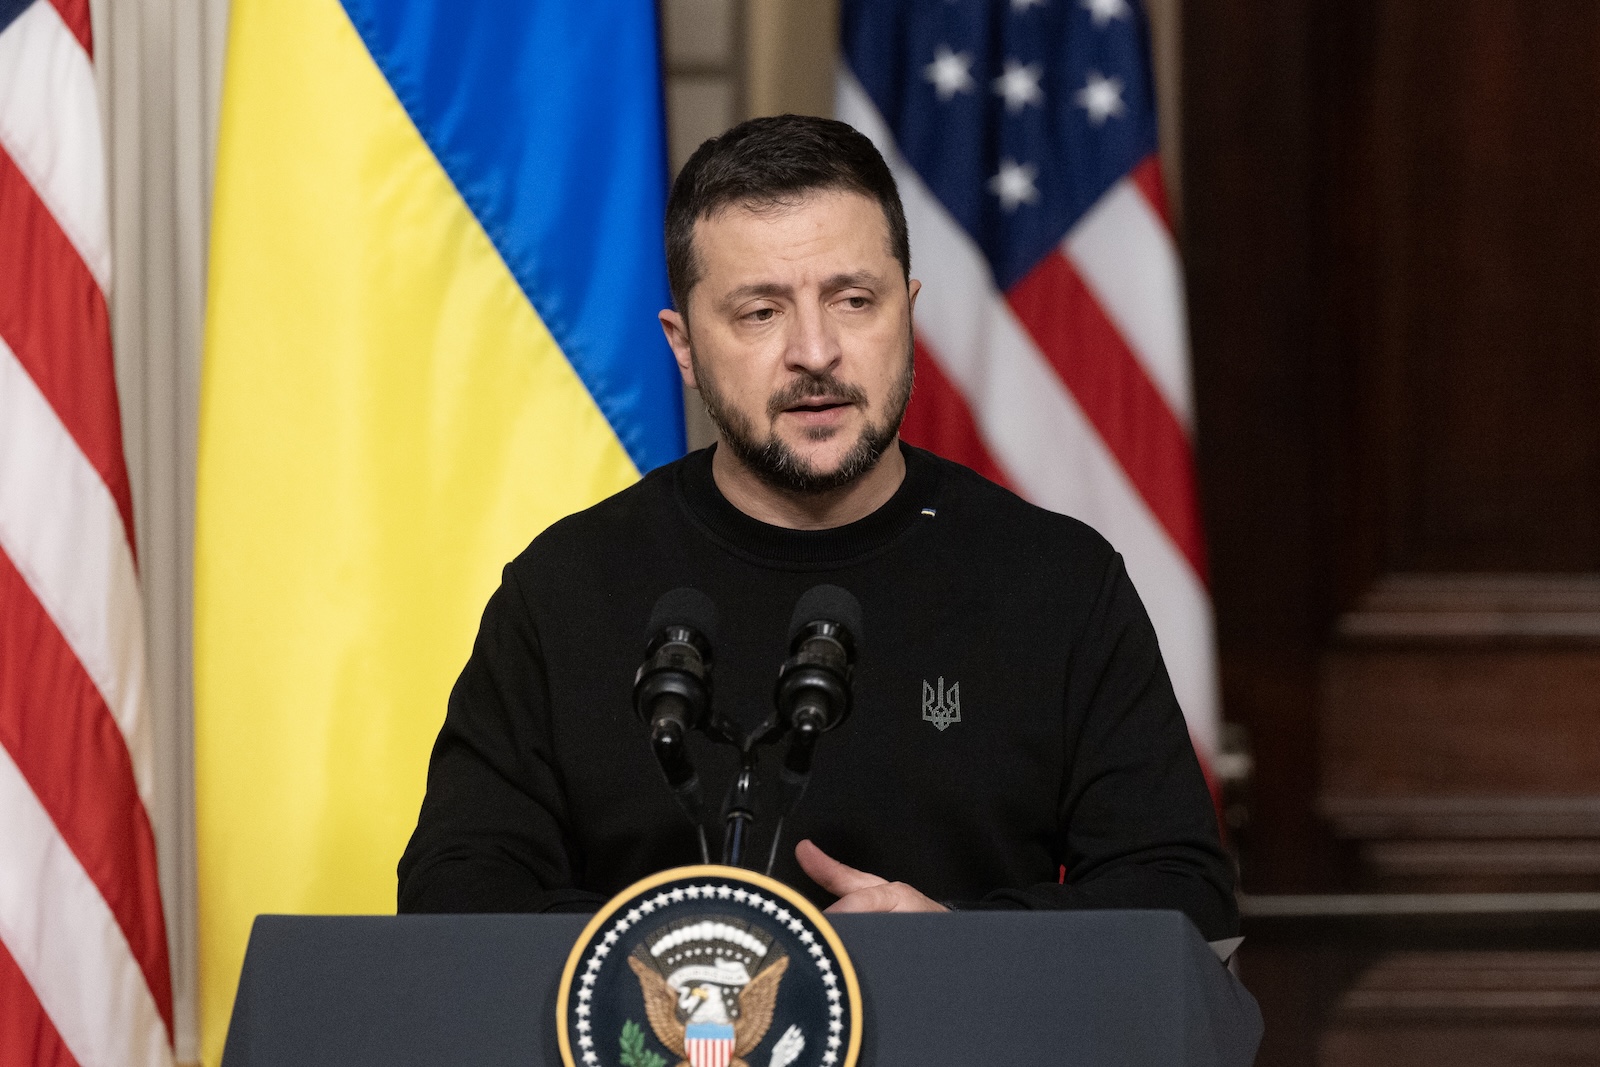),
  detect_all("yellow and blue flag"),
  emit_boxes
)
[195,0,681,1061]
